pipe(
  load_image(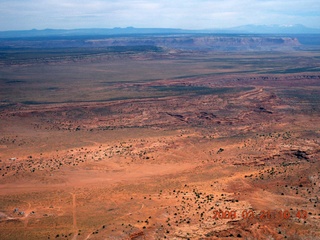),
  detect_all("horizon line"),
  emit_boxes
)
[1,24,320,32]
